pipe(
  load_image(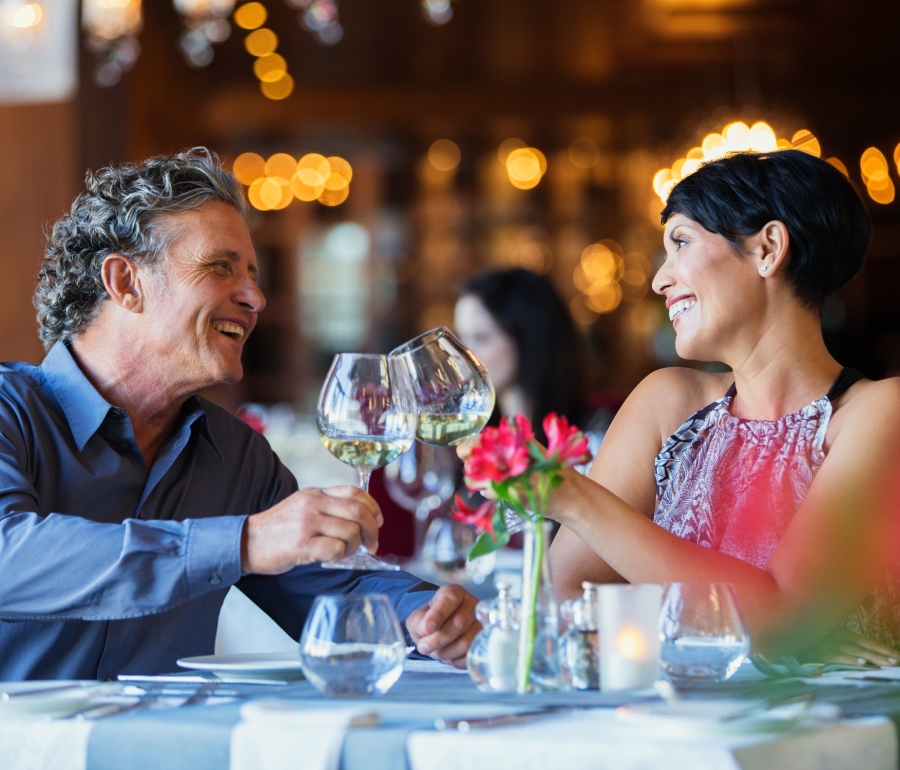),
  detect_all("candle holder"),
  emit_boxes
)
[597,584,663,692]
